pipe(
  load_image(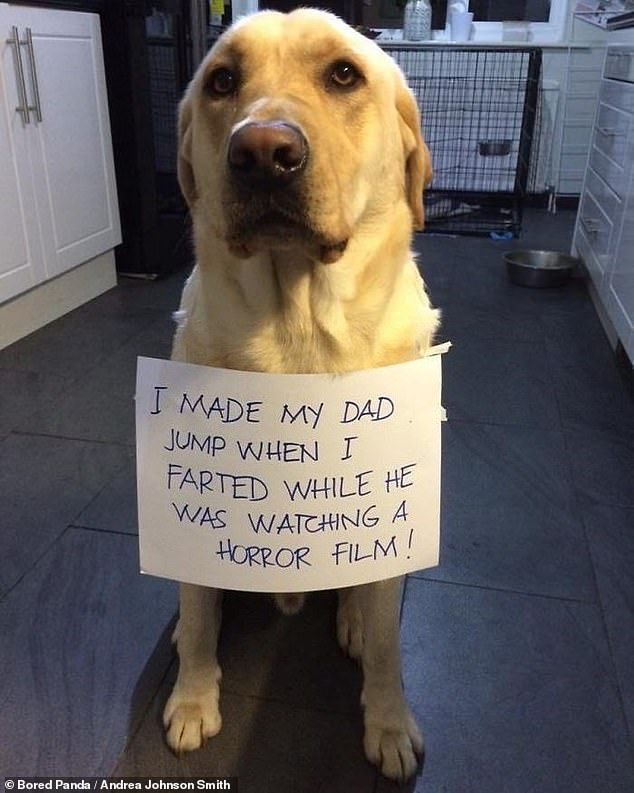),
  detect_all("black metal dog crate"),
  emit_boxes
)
[382,45,542,237]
